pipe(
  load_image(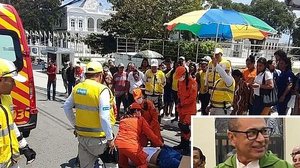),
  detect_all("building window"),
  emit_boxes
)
[71,19,75,28]
[88,18,94,31]
[97,19,103,32]
[79,20,83,28]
